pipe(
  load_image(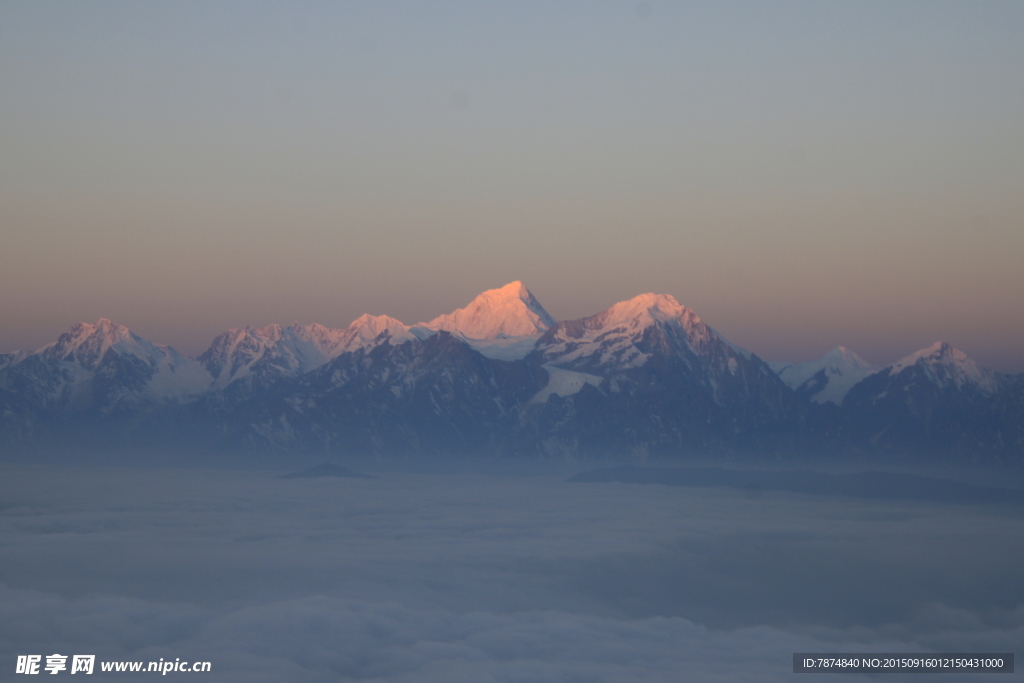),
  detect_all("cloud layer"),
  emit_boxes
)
[1,465,1021,680]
